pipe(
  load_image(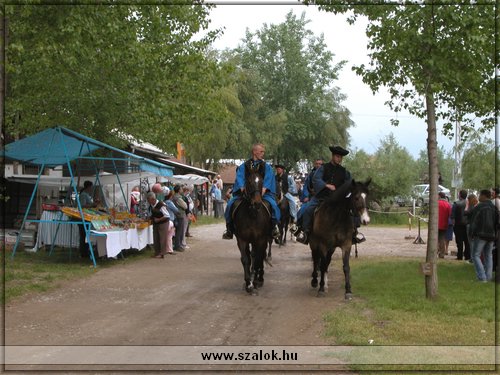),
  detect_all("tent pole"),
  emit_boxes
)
[11,162,46,259]
[59,129,97,267]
